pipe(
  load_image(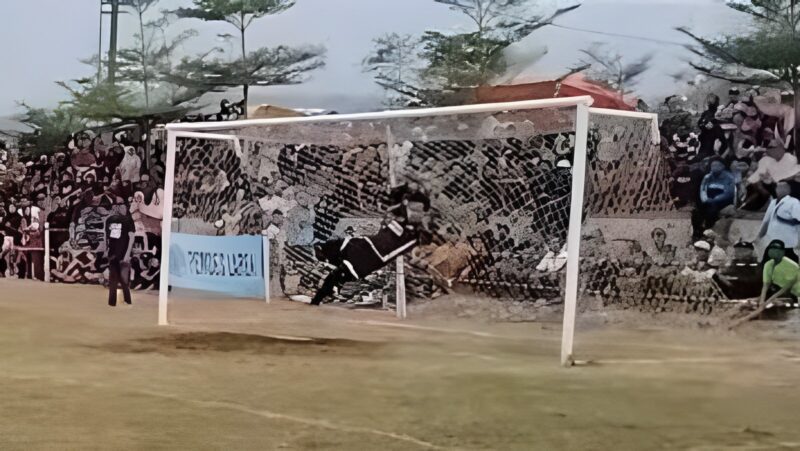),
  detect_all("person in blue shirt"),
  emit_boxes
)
[691,157,735,240]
